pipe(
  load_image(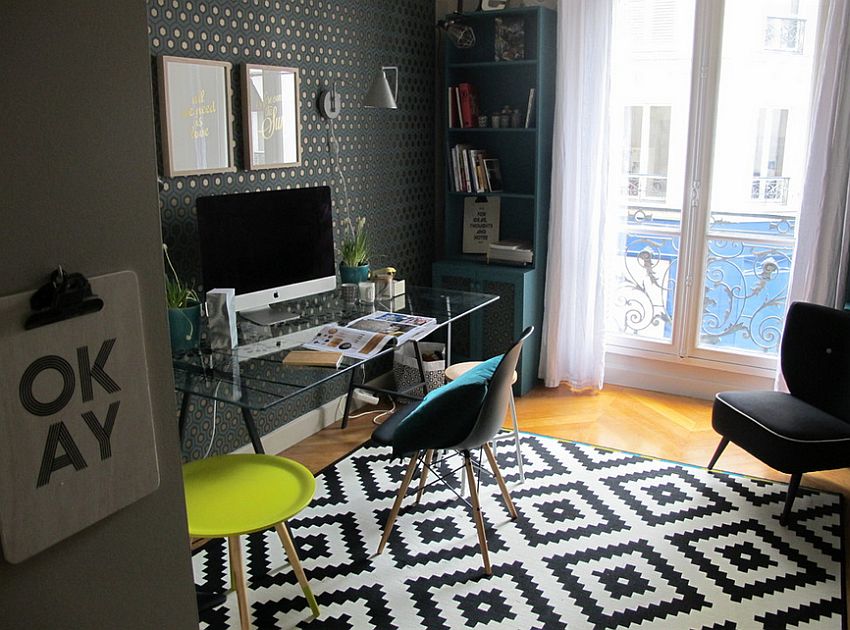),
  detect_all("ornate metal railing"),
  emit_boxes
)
[699,239,791,354]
